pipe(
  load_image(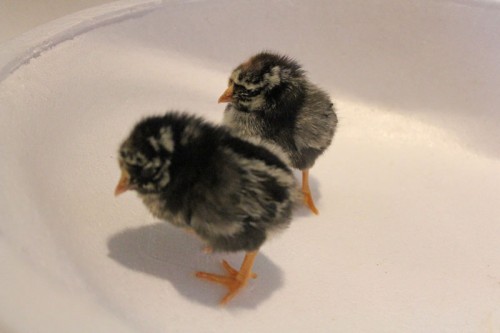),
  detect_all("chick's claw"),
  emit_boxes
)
[196,251,258,305]
[196,269,250,305]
